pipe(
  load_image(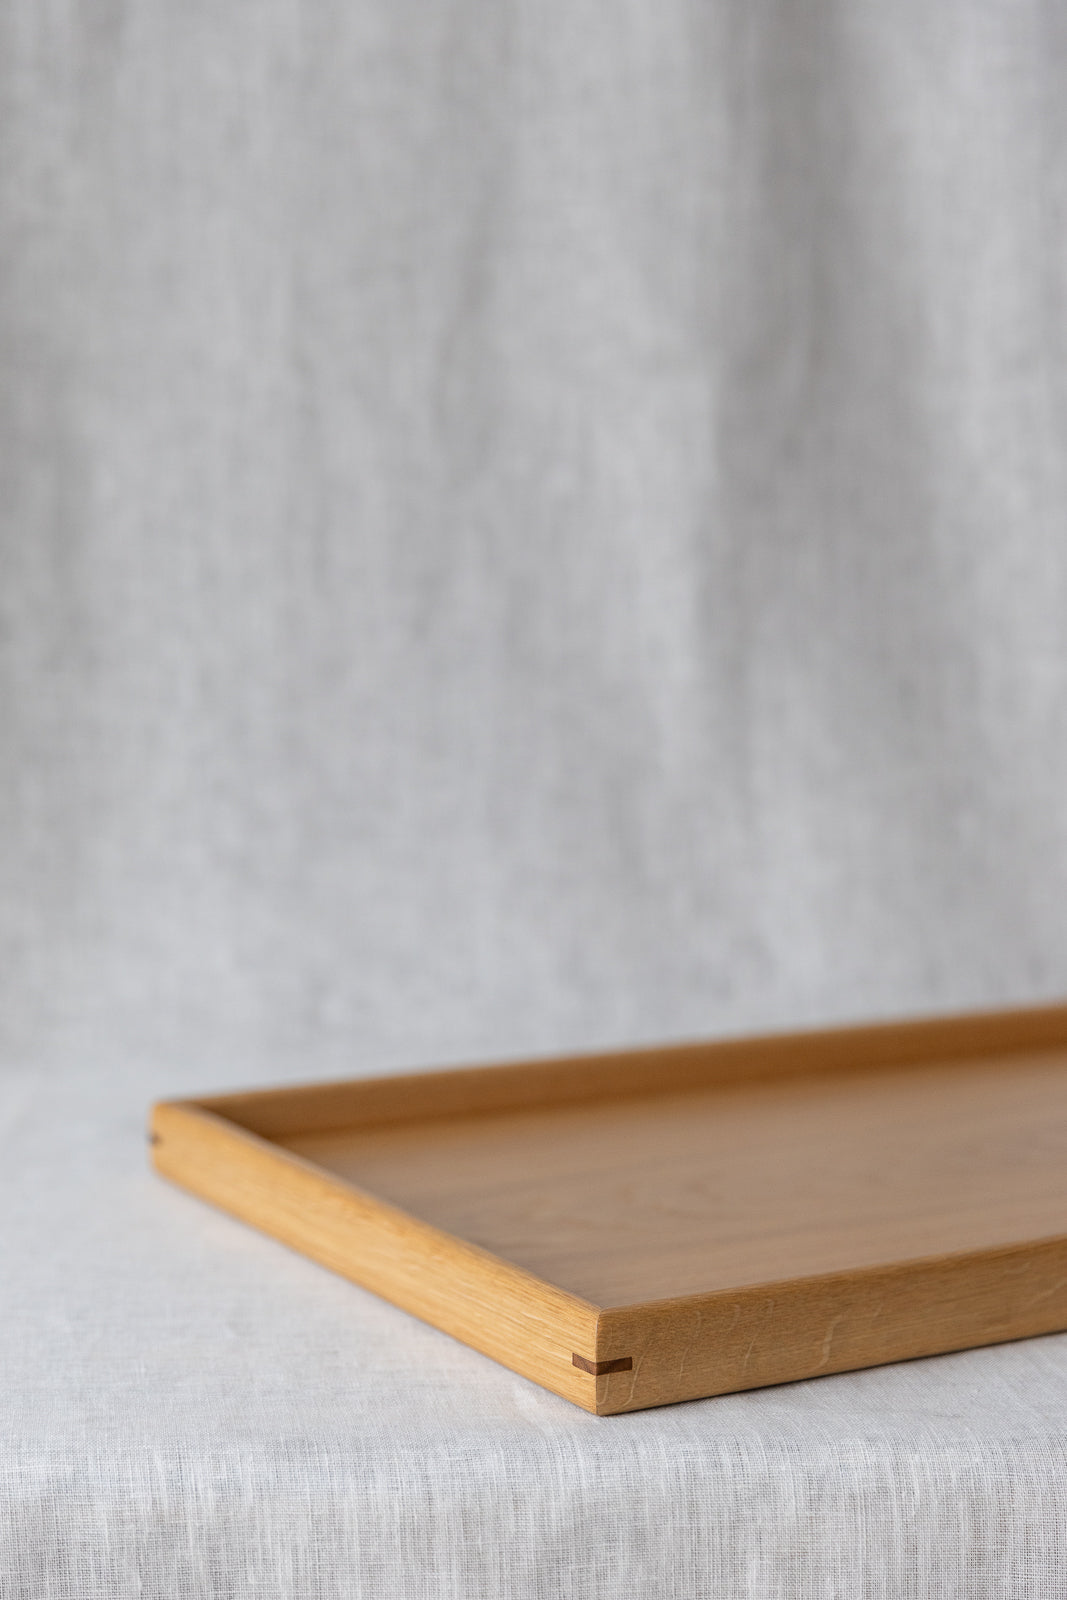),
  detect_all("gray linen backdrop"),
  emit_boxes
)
[3,3,1067,1596]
